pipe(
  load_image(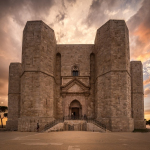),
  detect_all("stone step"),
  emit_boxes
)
[87,123,105,132]
[46,123,64,132]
